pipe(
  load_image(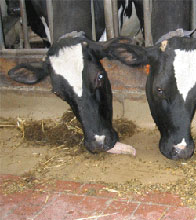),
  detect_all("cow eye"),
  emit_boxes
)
[98,73,103,81]
[96,72,104,88]
[157,88,163,94]
[157,88,166,98]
